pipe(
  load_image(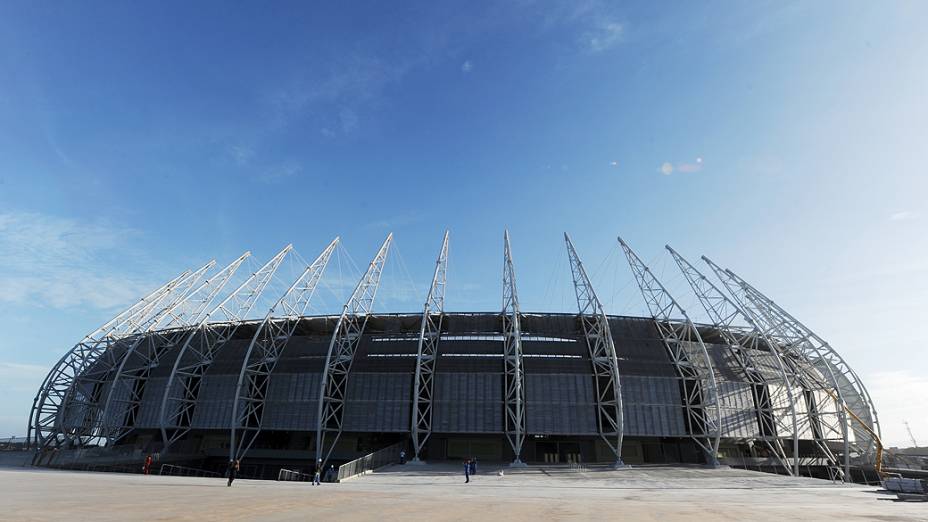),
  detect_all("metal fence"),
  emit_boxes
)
[0,436,29,451]
[159,464,221,478]
[278,468,313,482]
[336,441,406,482]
